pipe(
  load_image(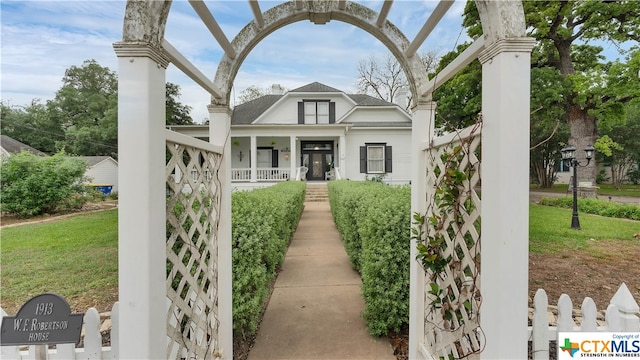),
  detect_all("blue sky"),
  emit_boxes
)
[1,0,472,123]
